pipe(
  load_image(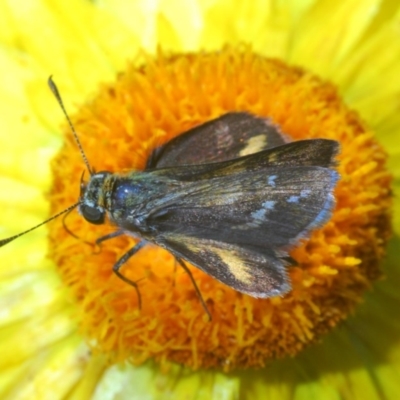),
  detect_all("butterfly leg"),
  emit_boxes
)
[96,230,125,245]
[175,257,212,321]
[62,207,79,239]
[94,230,125,254]
[113,241,147,310]
[171,257,179,287]
[62,208,94,246]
